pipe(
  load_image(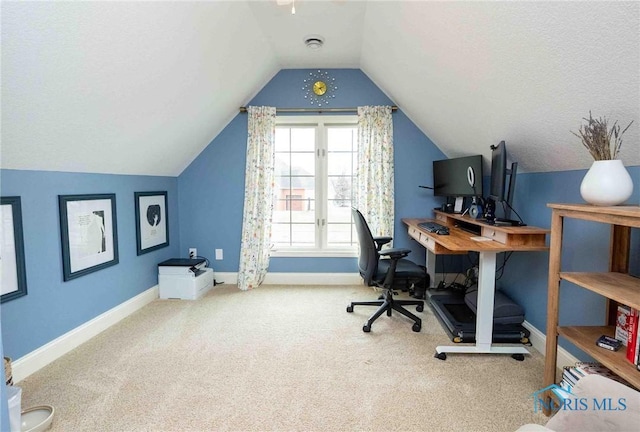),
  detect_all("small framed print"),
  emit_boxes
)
[59,194,119,281]
[134,191,169,255]
[1,196,28,303]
